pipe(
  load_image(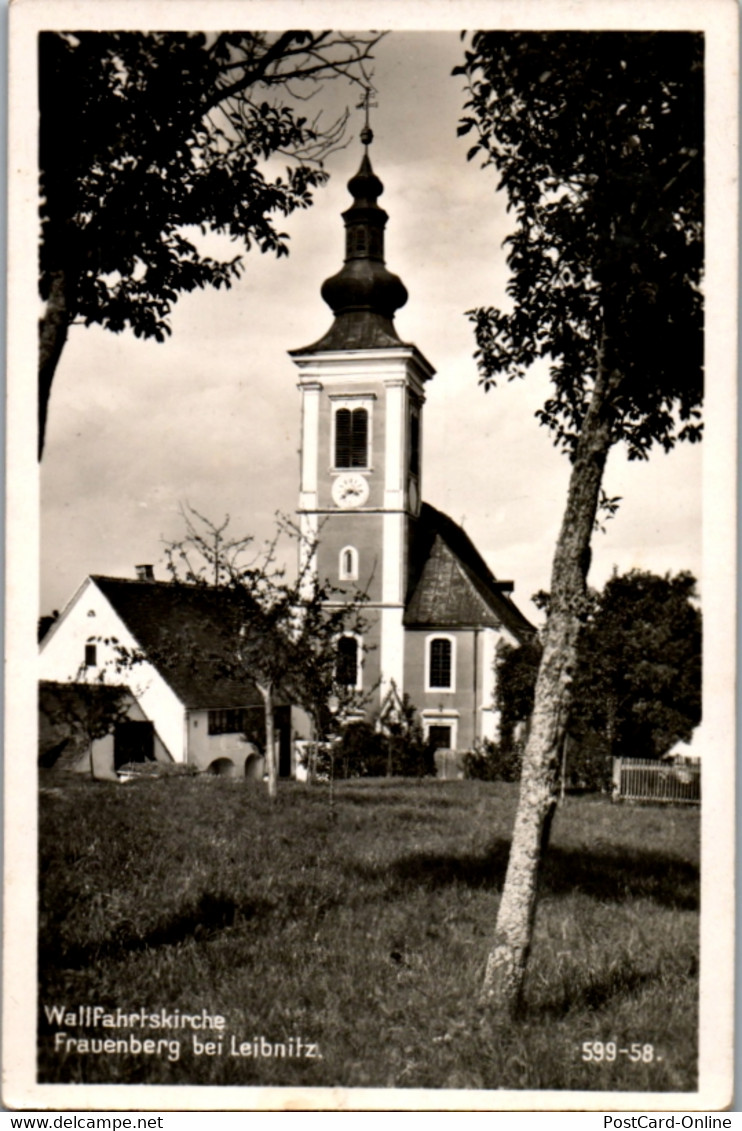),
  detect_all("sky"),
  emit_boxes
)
[39,30,702,623]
